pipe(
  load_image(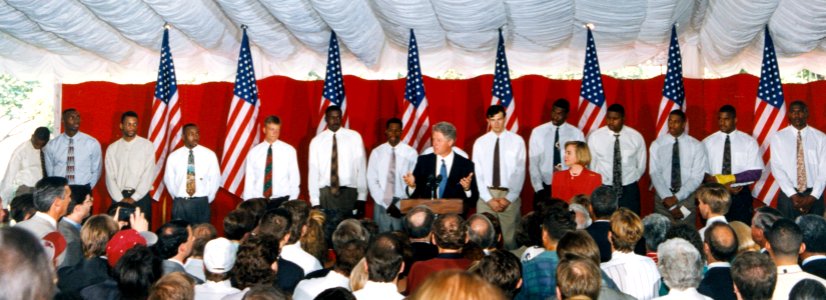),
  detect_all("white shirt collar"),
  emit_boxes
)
[34,211,57,228]
[803,255,826,266]
[706,215,727,224]
[707,261,731,269]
